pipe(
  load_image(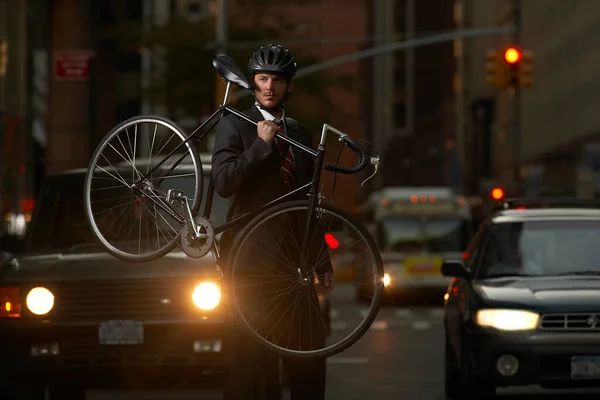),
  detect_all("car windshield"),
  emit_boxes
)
[27,173,228,254]
[478,220,600,278]
[380,217,470,253]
